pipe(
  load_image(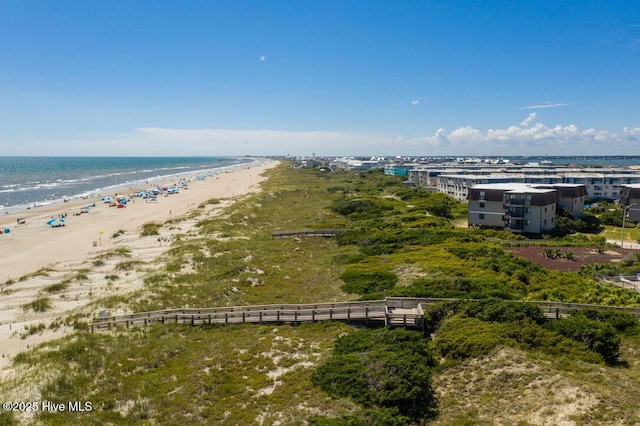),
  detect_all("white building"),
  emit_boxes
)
[408,165,640,201]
